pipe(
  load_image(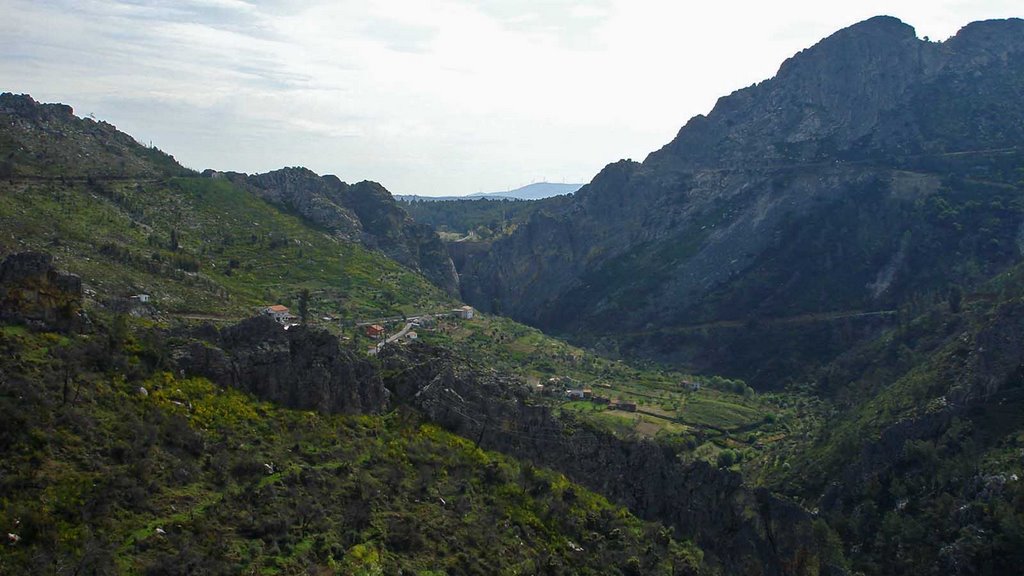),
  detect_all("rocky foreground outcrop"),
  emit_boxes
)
[177,316,388,414]
[176,319,840,574]
[382,342,843,576]
[0,251,82,331]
